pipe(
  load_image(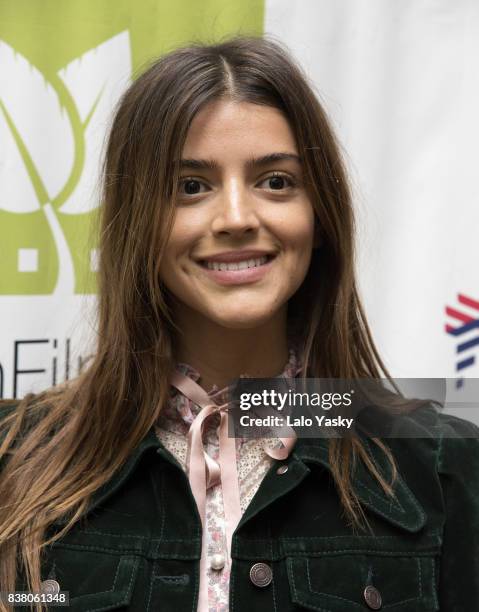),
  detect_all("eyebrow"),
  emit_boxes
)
[175,152,302,171]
